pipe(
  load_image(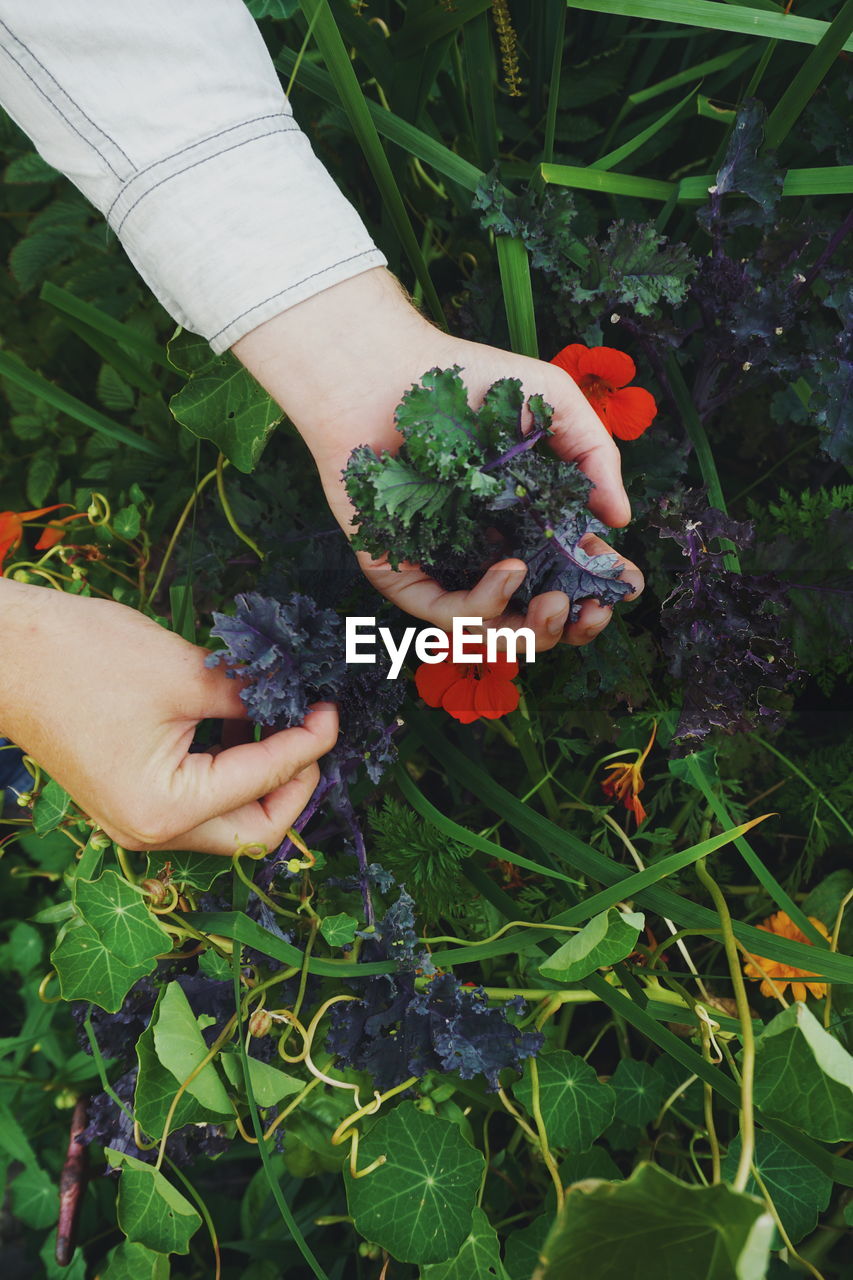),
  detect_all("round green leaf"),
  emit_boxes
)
[751,1001,853,1141]
[102,1241,170,1280]
[513,1051,615,1150]
[535,1163,773,1280]
[107,1150,201,1256]
[609,1058,665,1128]
[723,1131,833,1246]
[345,1101,484,1264]
[319,912,359,948]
